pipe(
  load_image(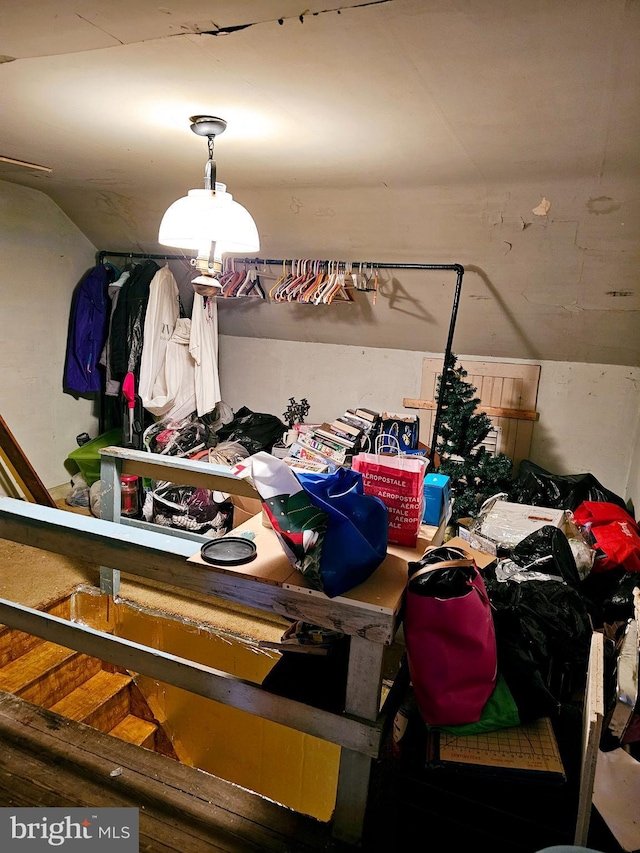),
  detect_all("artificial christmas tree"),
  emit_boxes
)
[434,353,513,522]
